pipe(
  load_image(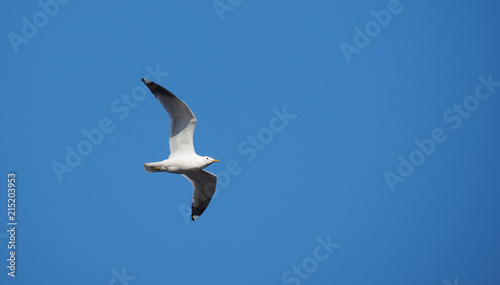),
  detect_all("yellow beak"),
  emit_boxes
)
[213,159,219,162]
